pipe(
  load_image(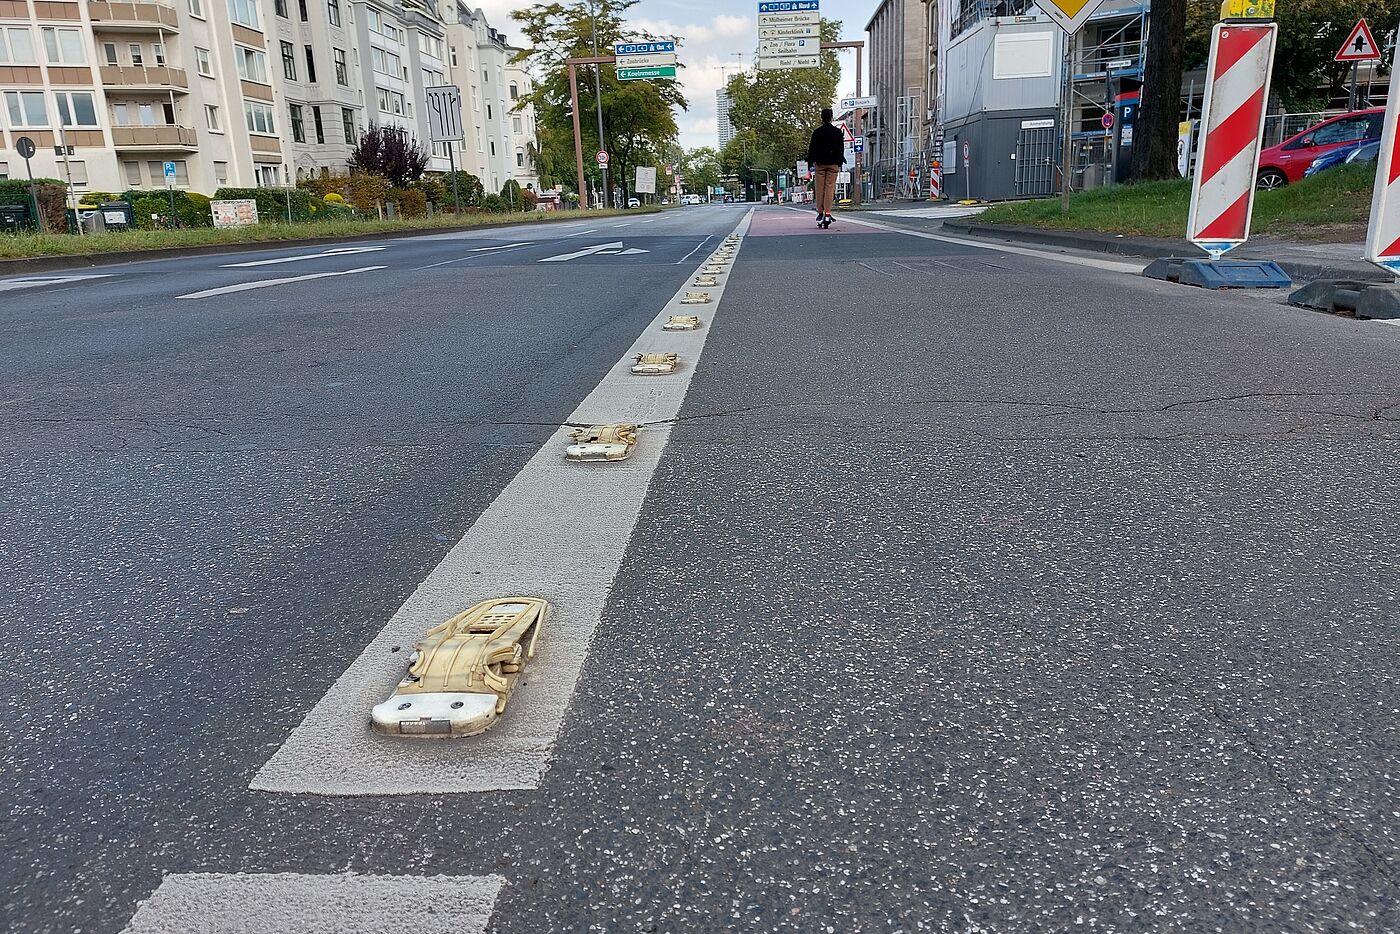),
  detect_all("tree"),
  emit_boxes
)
[349,124,429,188]
[679,146,722,194]
[1133,0,1188,180]
[512,0,685,205]
[724,19,842,170]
